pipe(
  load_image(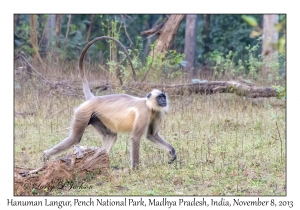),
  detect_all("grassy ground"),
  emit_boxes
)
[14,66,286,196]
